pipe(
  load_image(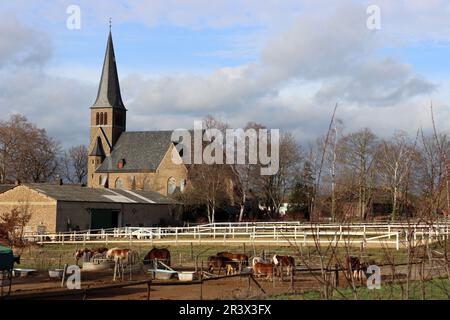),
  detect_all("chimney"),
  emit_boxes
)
[55,175,63,186]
